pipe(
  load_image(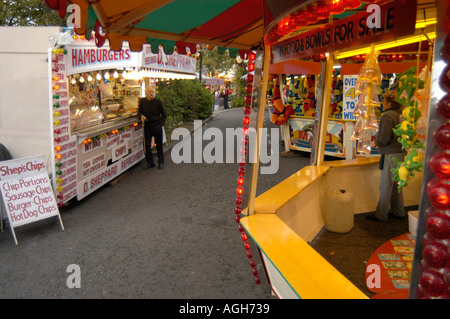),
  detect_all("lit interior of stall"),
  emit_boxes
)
[240,0,438,299]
